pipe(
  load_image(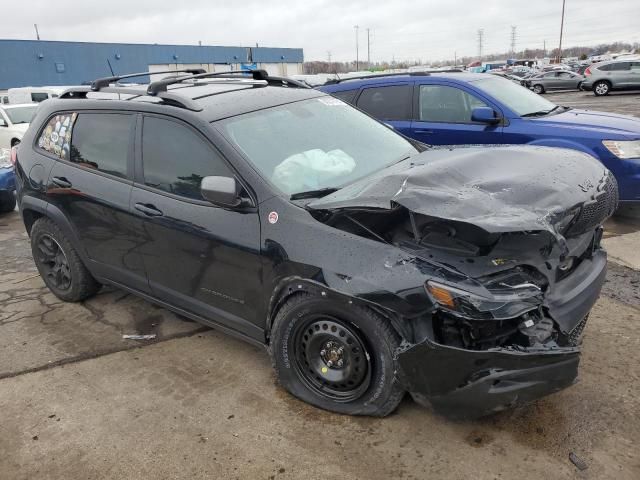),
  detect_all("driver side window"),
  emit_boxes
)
[418,85,488,123]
